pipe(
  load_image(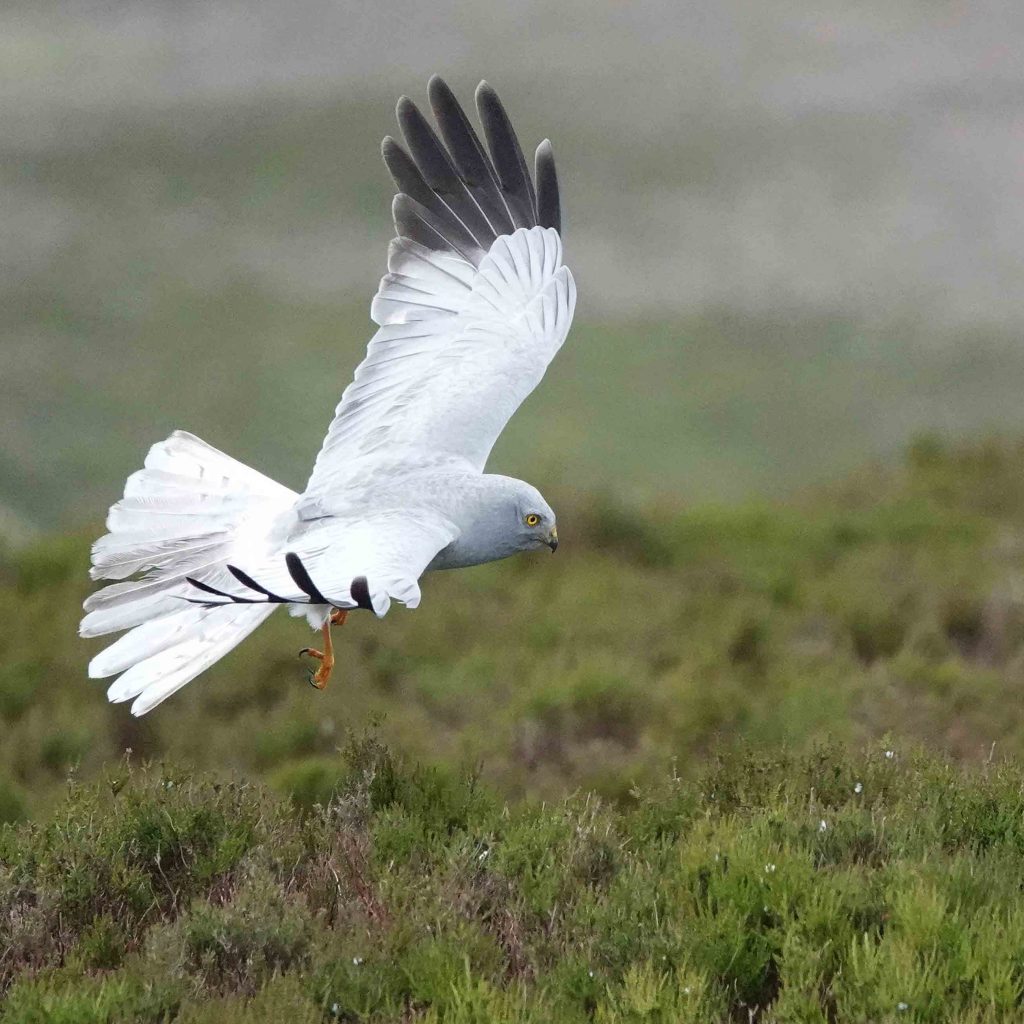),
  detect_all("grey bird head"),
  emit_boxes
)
[508,479,558,554]
[437,475,559,570]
